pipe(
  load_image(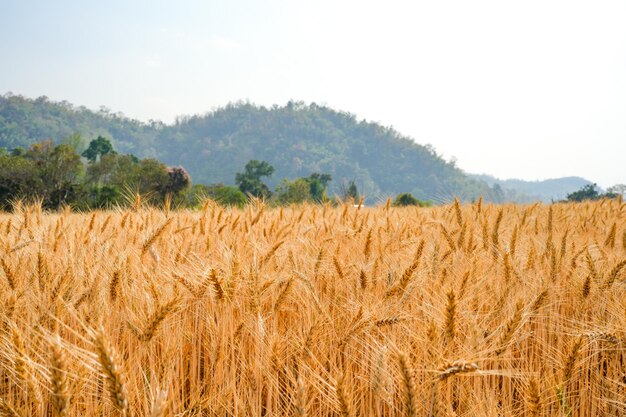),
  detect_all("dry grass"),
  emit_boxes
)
[0,199,624,416]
